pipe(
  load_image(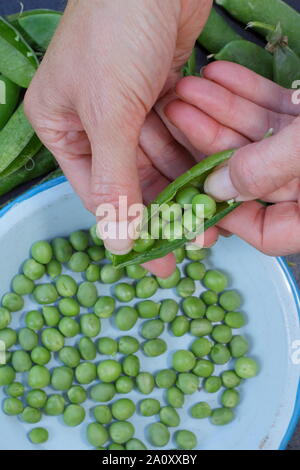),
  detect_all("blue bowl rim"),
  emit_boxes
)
[0,176,299,450]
